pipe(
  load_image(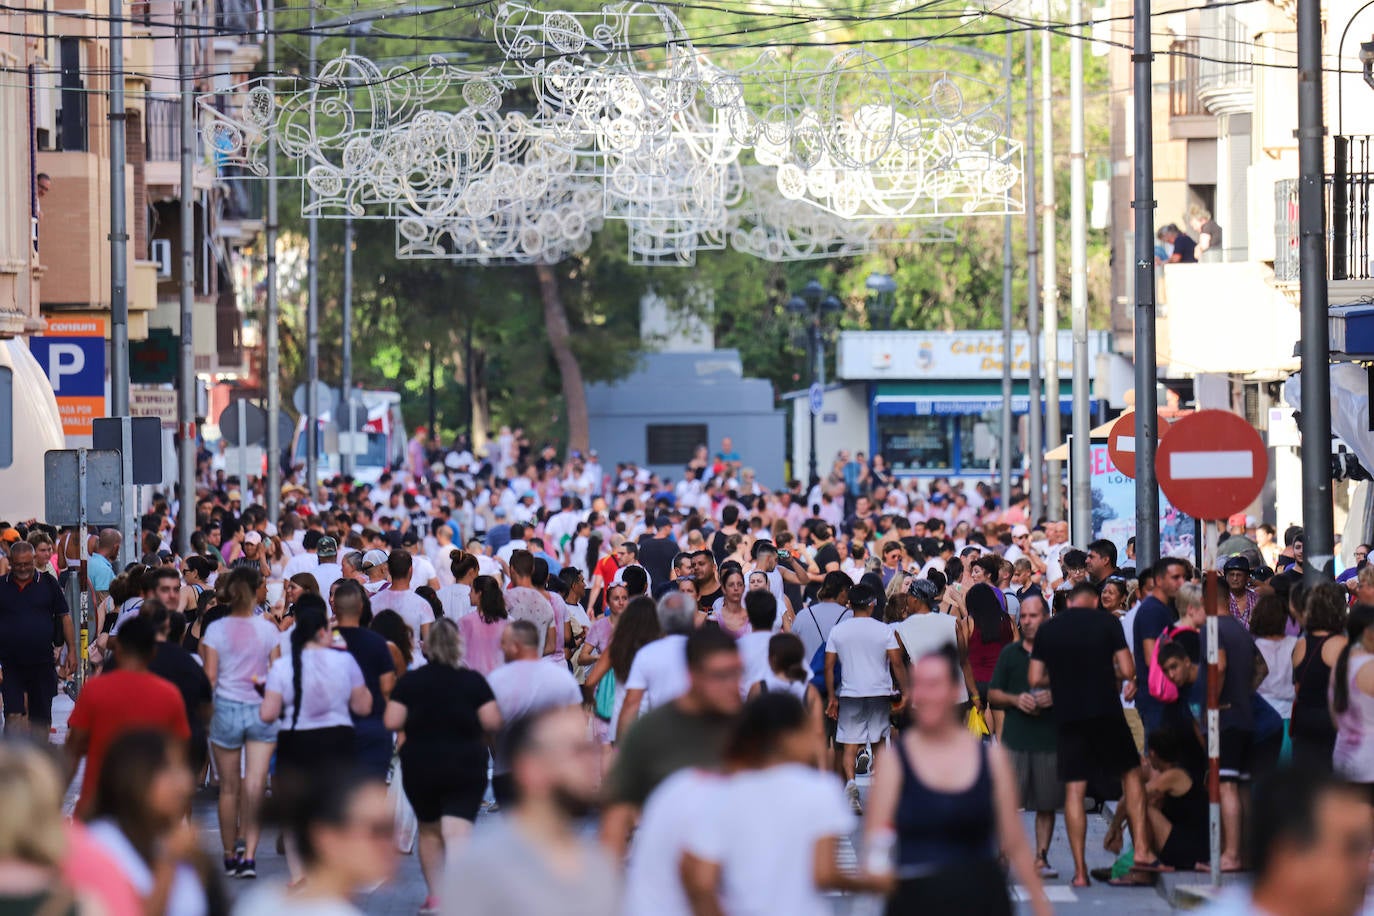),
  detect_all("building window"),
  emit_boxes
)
[876,415,954,472]
[646,423,707,466]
